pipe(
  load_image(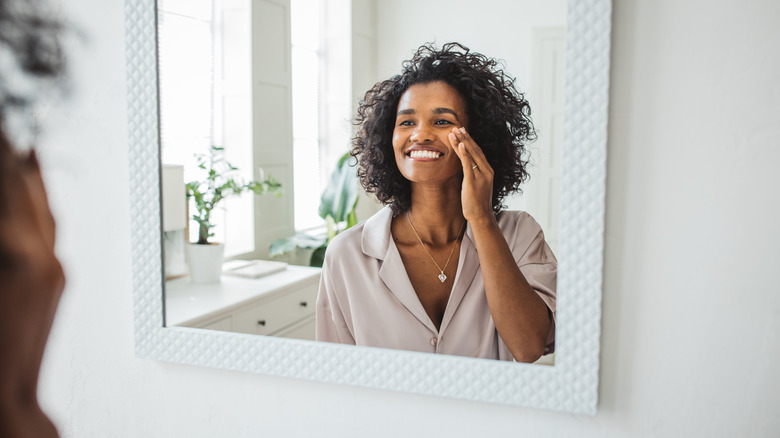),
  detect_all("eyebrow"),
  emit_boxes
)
[396,107,460,120]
